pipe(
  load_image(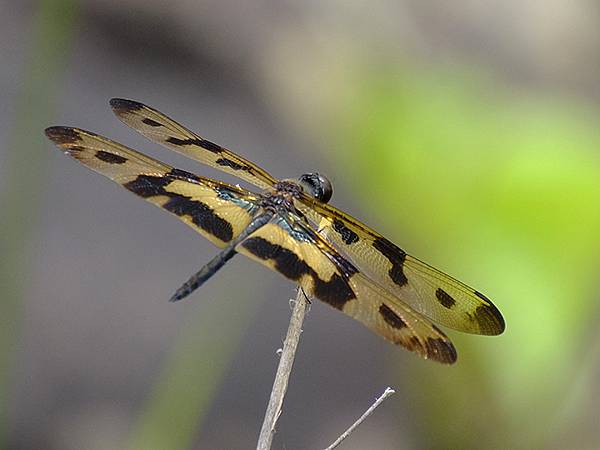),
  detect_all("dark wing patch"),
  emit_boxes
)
[237,213,457,364]
[296,196,505,336]
[216,157,249,171]
[95,150,127,164]
[109,98,278,189]
[332,218,359,244]
[379,304,407,329]
[435,288,456,309]
[124,172,234,243]
[45,126,259,247]
[371,237,408,286]
[239,220,356,310]
[141,118,162,127]
[166,136,221,153]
